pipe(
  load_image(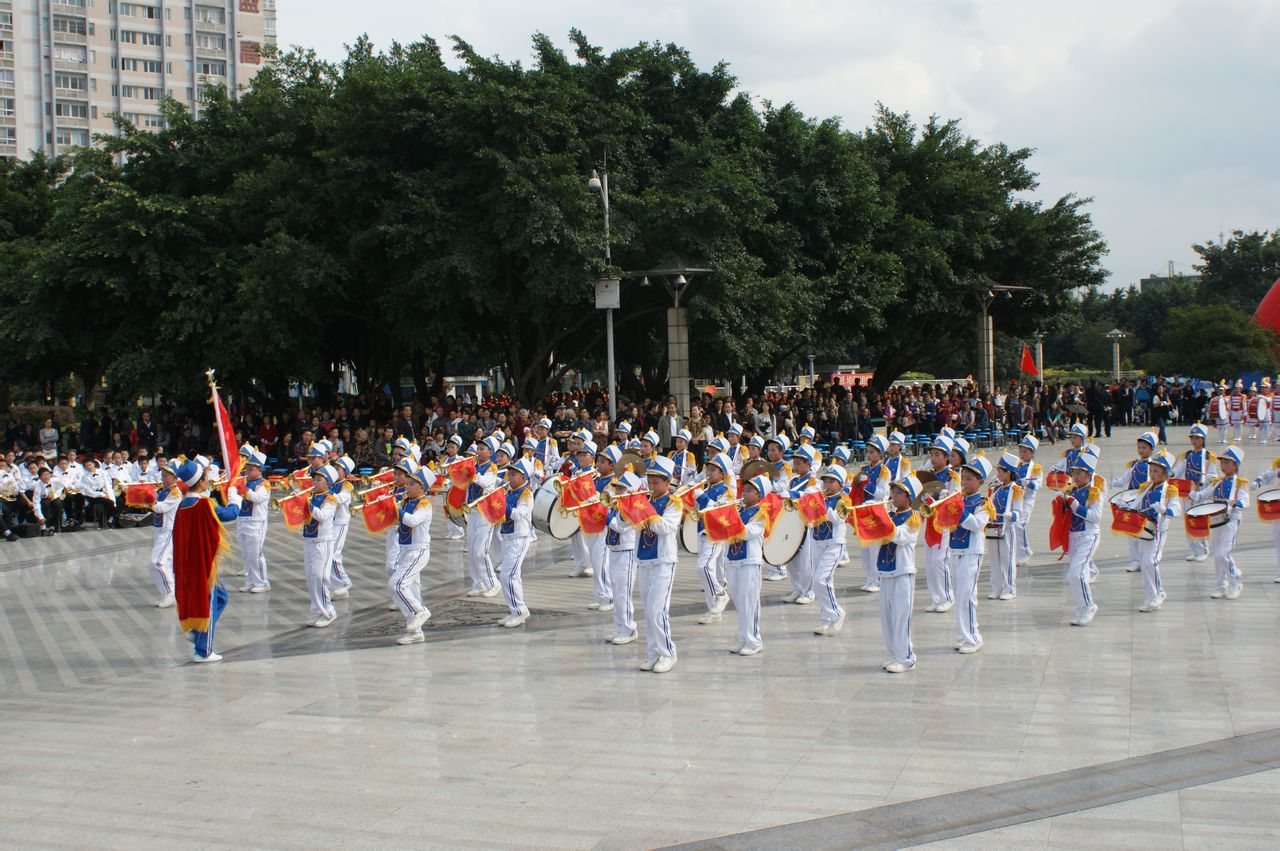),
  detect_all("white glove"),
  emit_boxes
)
[227,489,243,508]
[1066,496,1079,511]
